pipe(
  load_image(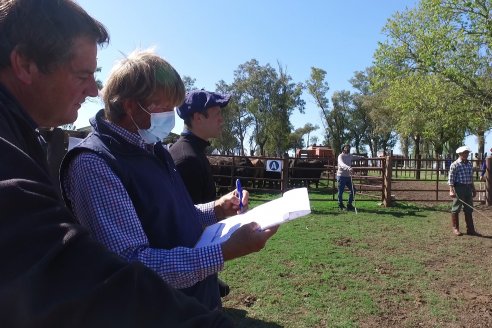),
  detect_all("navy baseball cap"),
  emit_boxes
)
[177,89,231,119]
